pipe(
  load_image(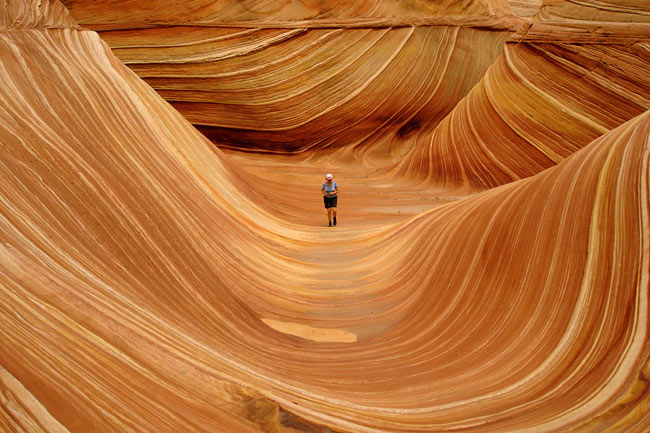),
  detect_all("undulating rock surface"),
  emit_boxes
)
[61,0,521,159]
[1,0,650,432]
[396,0,650,189]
